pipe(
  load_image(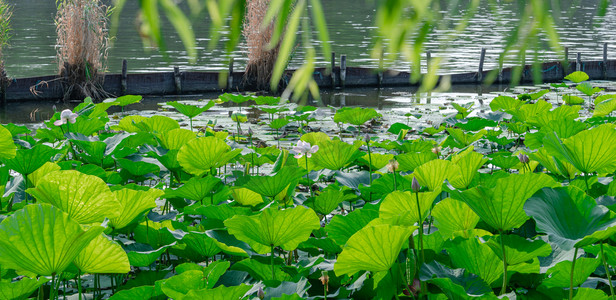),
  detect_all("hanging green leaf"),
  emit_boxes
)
[0,204,105,276]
